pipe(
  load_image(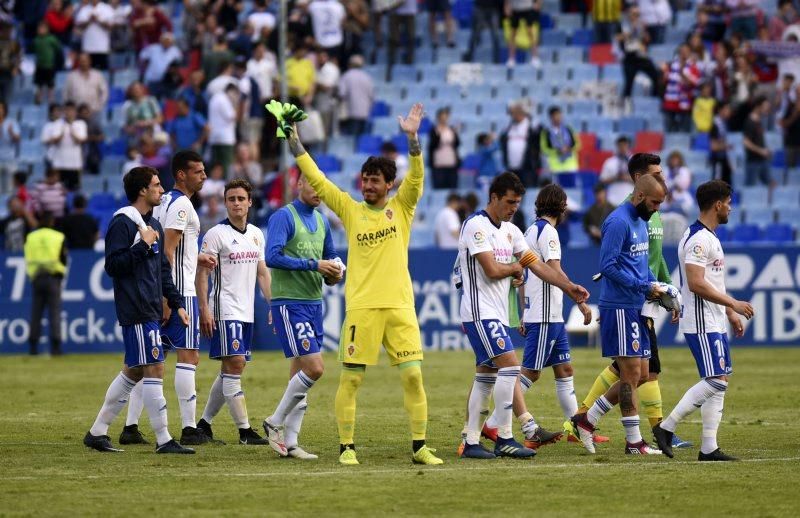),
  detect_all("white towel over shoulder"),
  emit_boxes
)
[113,206,147,246]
